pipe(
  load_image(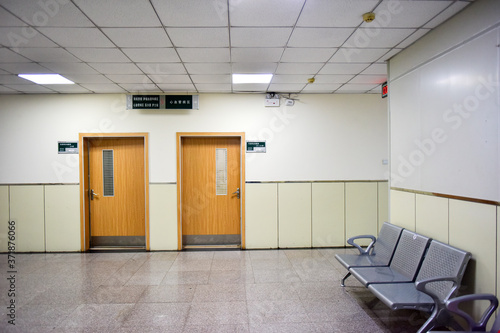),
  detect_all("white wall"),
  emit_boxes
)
[0,92,388,252]
[0,93,388,183]
[389,0,500,202]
